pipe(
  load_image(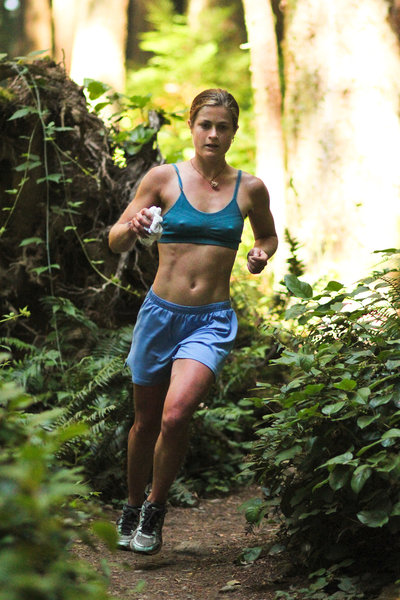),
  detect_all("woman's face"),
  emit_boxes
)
[189,106,236,159]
